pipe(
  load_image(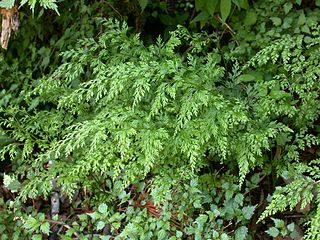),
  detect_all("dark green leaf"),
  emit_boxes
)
[191,11,210,24]
[195,0,206,11]
[239,0,249,9]
[206,0,219,15]
[138,0,148,12]
[244,11,257,26]
[159,14,175,25]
